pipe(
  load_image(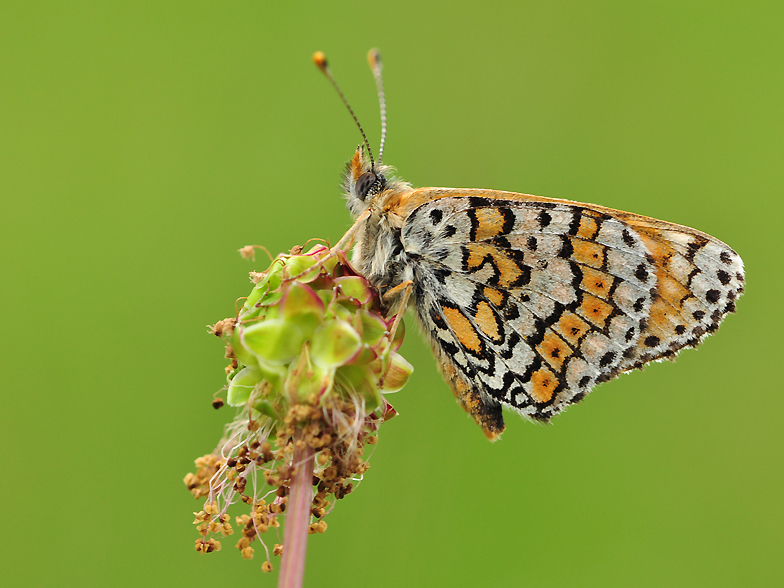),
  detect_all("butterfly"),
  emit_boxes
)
[314,50,745,440]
